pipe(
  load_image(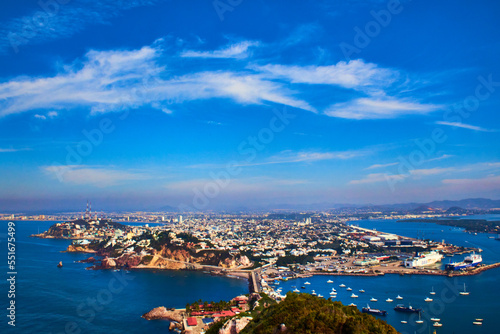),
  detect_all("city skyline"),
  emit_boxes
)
[1,0,500,211]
